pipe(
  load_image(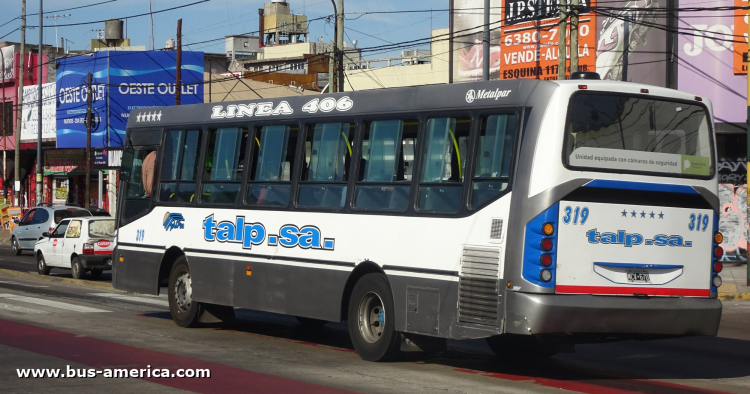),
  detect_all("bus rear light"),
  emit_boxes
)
[540,269,552,282]
[83,243,95,255]
[540,254,553,267]
[540,238,553,252]
[713,246,723,259]
[578,85,588,89]
[542,223,554,236]
[714,232,723,244]
[695,96,703,101]
[713,261,723,273]
[640,89,649,93]
[712,275,722,288]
